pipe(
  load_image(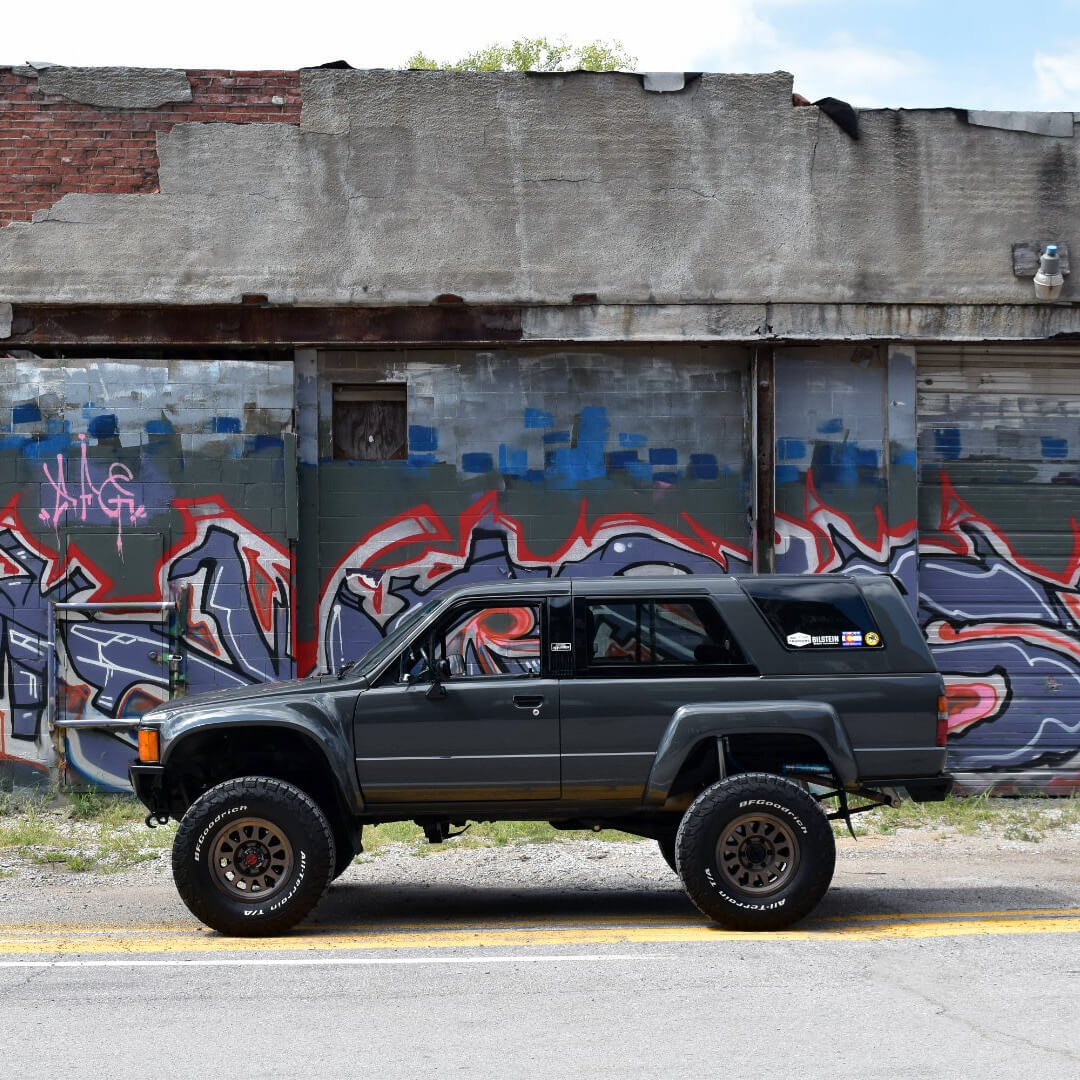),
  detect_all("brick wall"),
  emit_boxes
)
[0,70,302,227]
